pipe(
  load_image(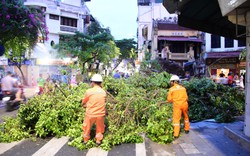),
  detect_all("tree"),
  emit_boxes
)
[56,21,120,74]
[114,38,137,70]
[0,0,48,84]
